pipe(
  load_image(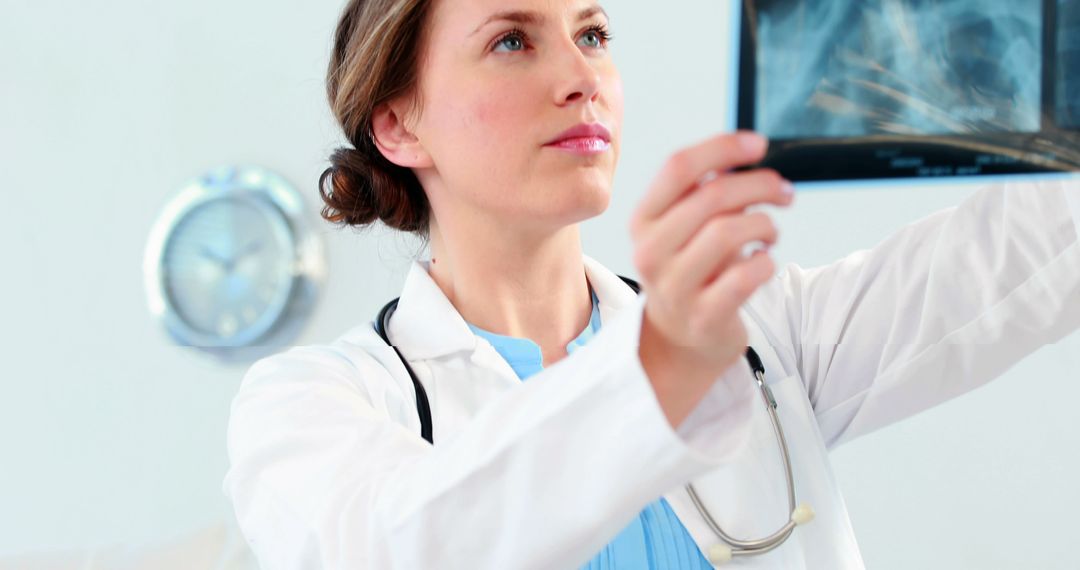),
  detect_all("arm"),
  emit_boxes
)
[223,293,758,570]
[744,178,1080,449]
